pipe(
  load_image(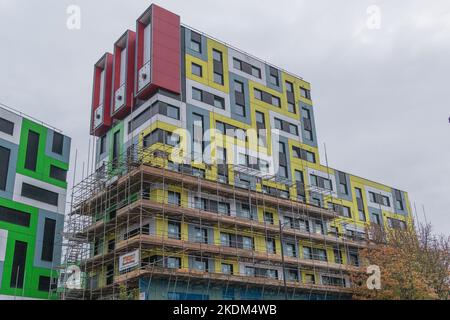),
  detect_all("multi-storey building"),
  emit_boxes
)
[62,4,412,300]
[0,105,71,299]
